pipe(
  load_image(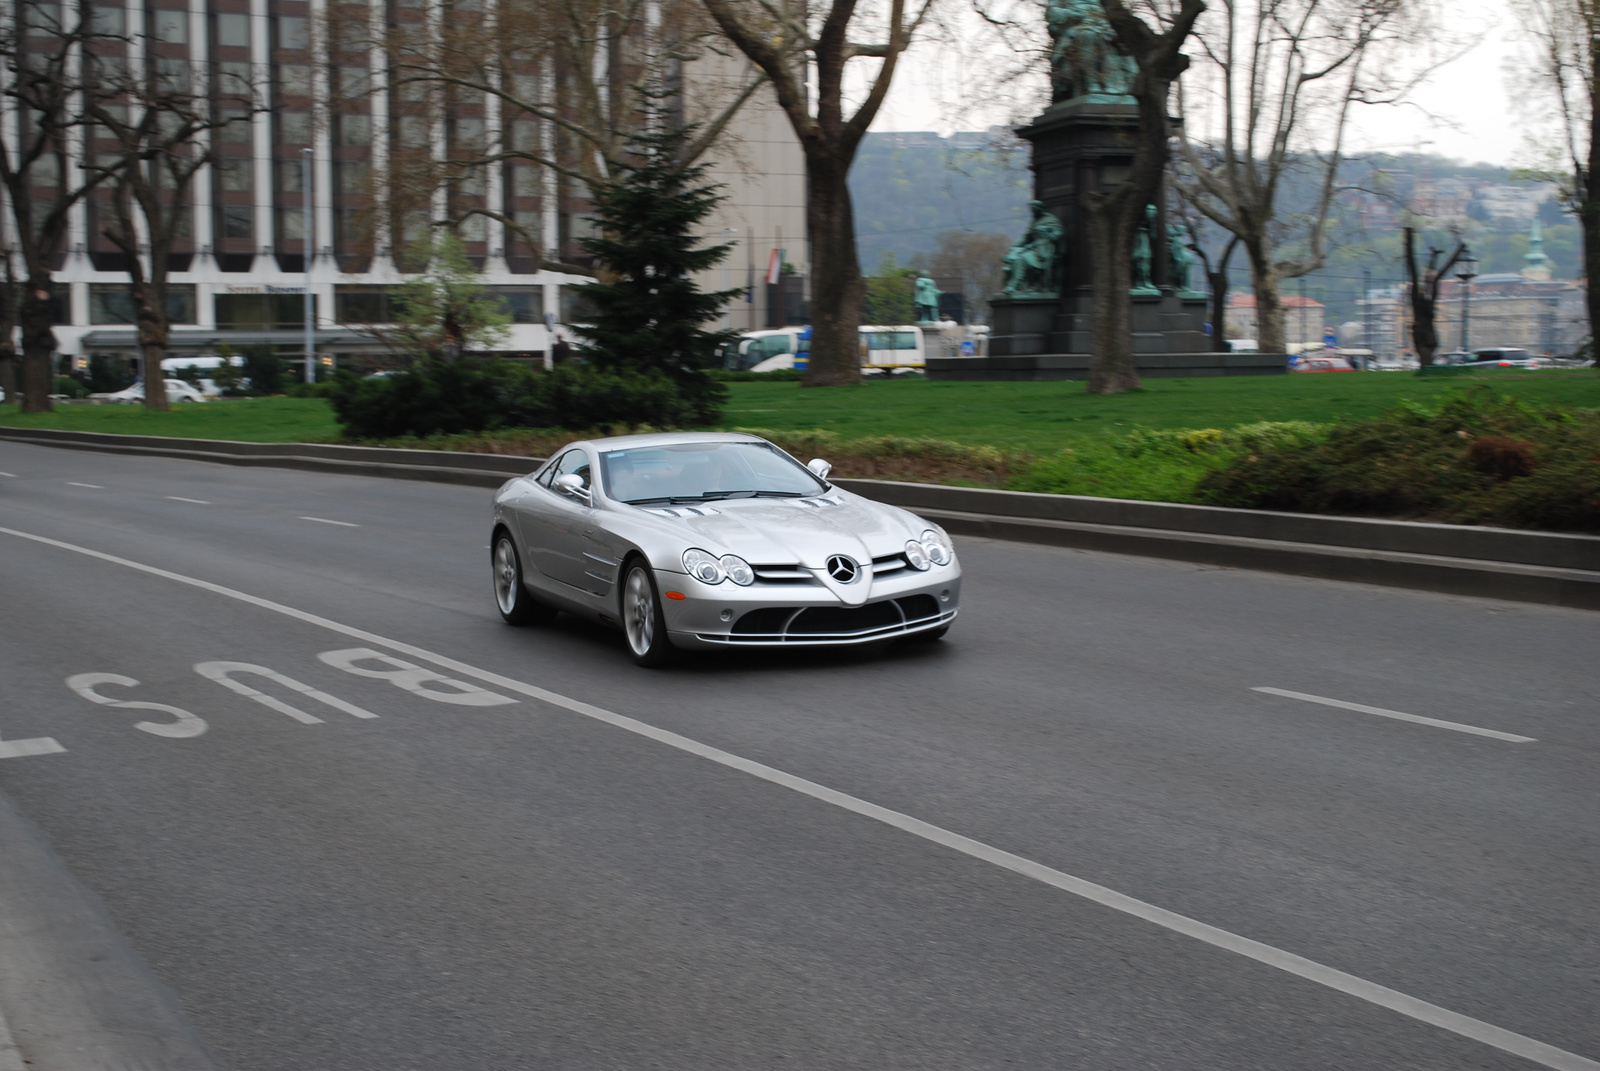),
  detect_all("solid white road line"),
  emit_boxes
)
[66,482,103,489]
[299,516,359,527]
[167,496,210,505]
[0,737,66,760]
[1253,687,1537,743]
[2,524,1594,1071]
